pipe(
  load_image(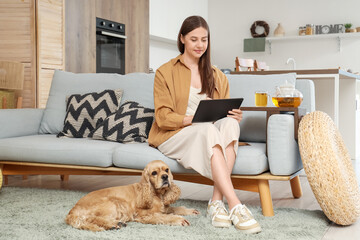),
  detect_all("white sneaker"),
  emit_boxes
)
[207,200,232,228]
[229,204,262,234]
